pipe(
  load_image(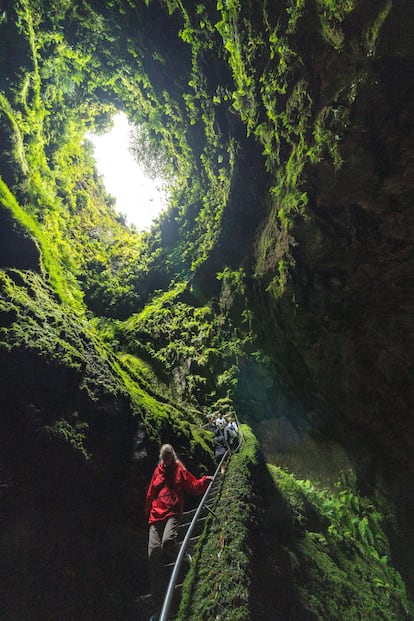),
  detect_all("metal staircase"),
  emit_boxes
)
[140,419,242,621]
[158,452,227,621]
